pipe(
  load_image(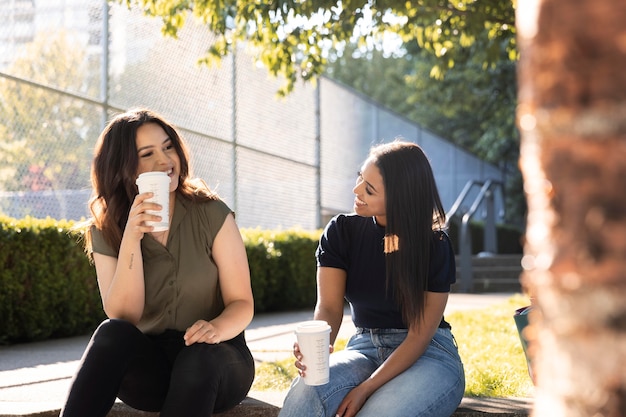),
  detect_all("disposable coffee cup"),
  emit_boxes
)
[135,171,170,231]
[295,320,331,386]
